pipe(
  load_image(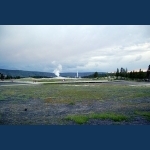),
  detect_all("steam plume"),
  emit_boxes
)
[53,64,62,77]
